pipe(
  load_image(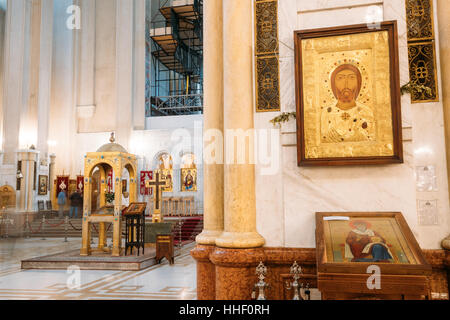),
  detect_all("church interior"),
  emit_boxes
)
[0,0,449,301]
